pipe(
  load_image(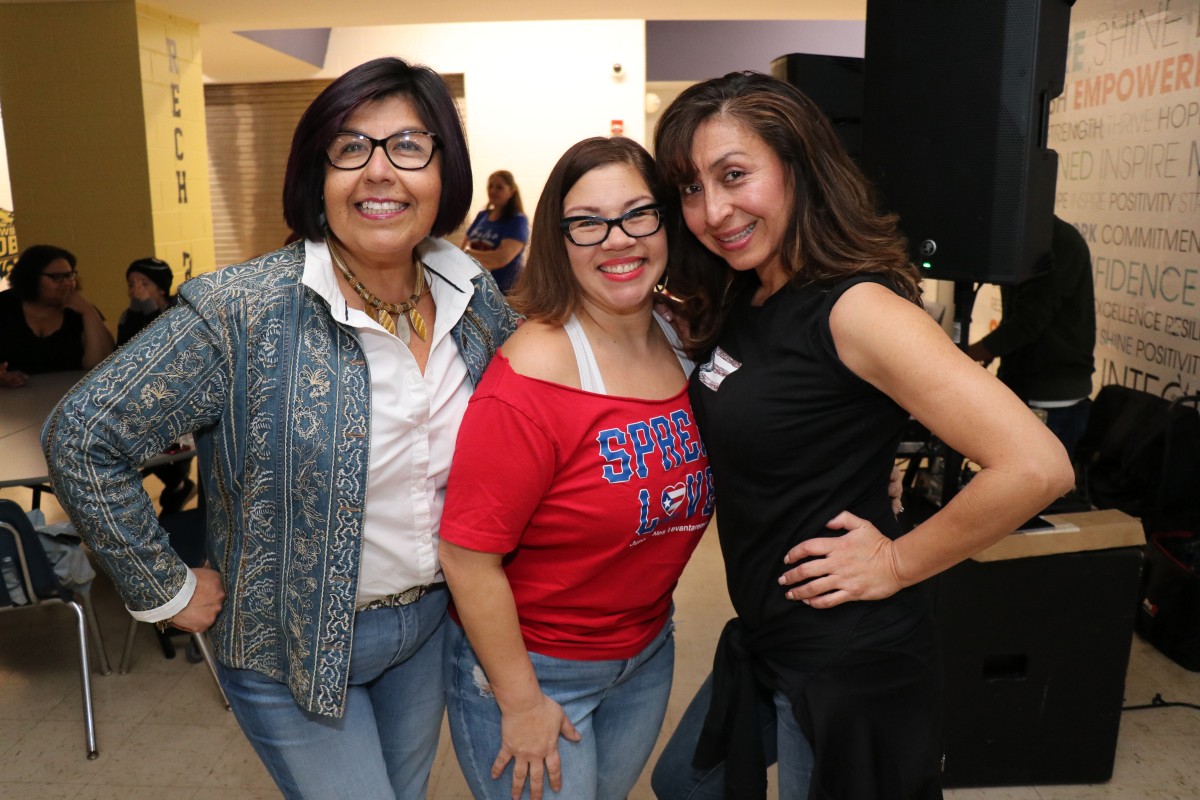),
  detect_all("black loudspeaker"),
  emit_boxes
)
[934,547,1143,786]
[770,53,864,159]
[862,0,1074,284]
